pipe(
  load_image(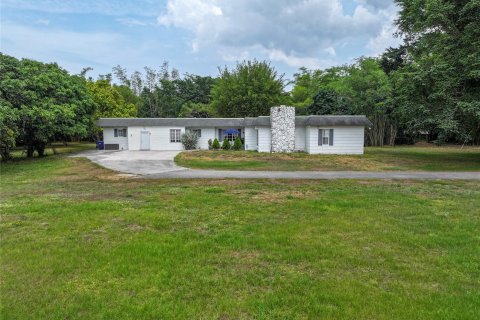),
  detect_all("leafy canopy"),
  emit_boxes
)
[0,53,95,156]
[211,60,287,117]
